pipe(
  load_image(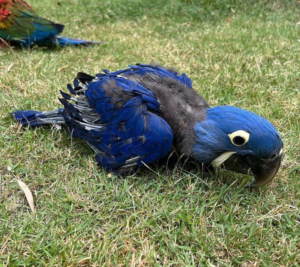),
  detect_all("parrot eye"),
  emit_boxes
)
[228,130,250,147]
